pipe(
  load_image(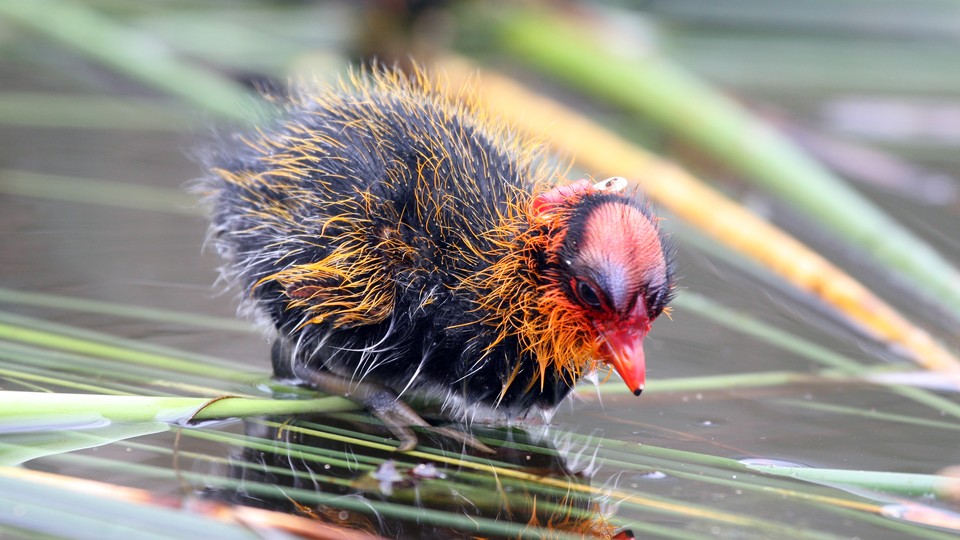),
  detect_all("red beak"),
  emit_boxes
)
[601,329,647,395]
